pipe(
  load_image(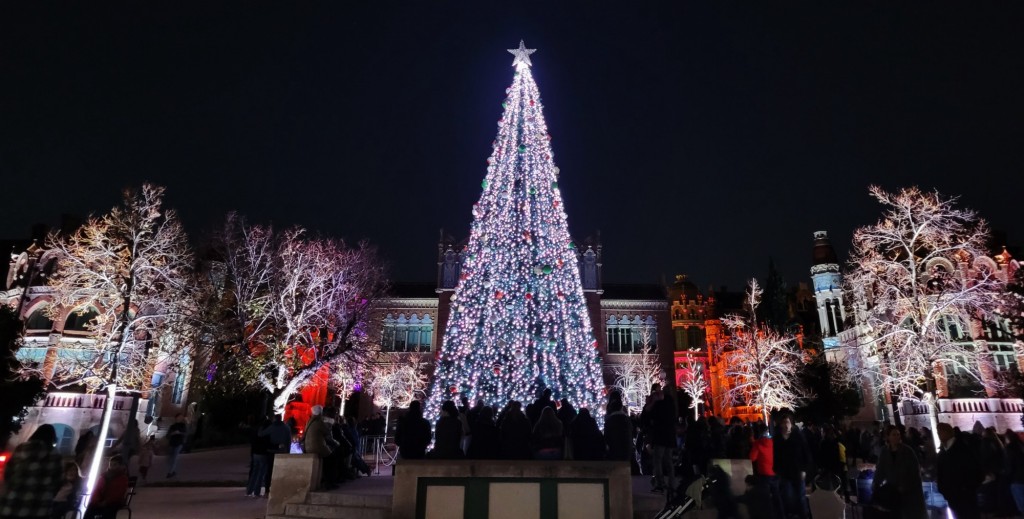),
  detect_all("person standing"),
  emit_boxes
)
[1004,430,1024,516]
[246,418,272,497]
[0,425,63,519]
[773,414,810,519]
[259,415,292,492]
[431,401,465,459]
[165,413,188,478]
[466,407,501,460]
[302,406,338,489]
[603,399,634,462]
[499,401,532,460]
[871,425,926,518]
[936,422,983,519]
[395,401,432,460]
[568,408,605,461]
[646,384,678,496]
[531,407,564,460]
[750,421,784,519]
